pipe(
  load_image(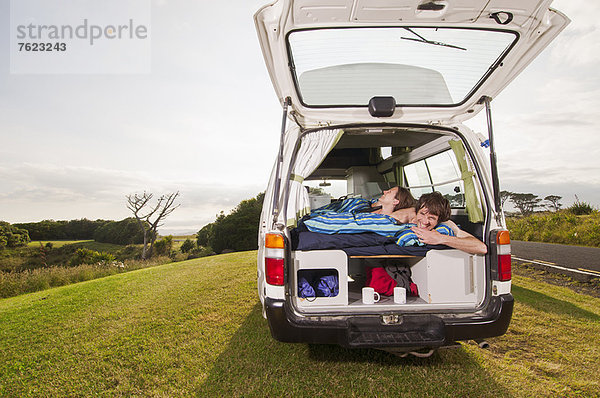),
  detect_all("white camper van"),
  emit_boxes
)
[254,0,568,354]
